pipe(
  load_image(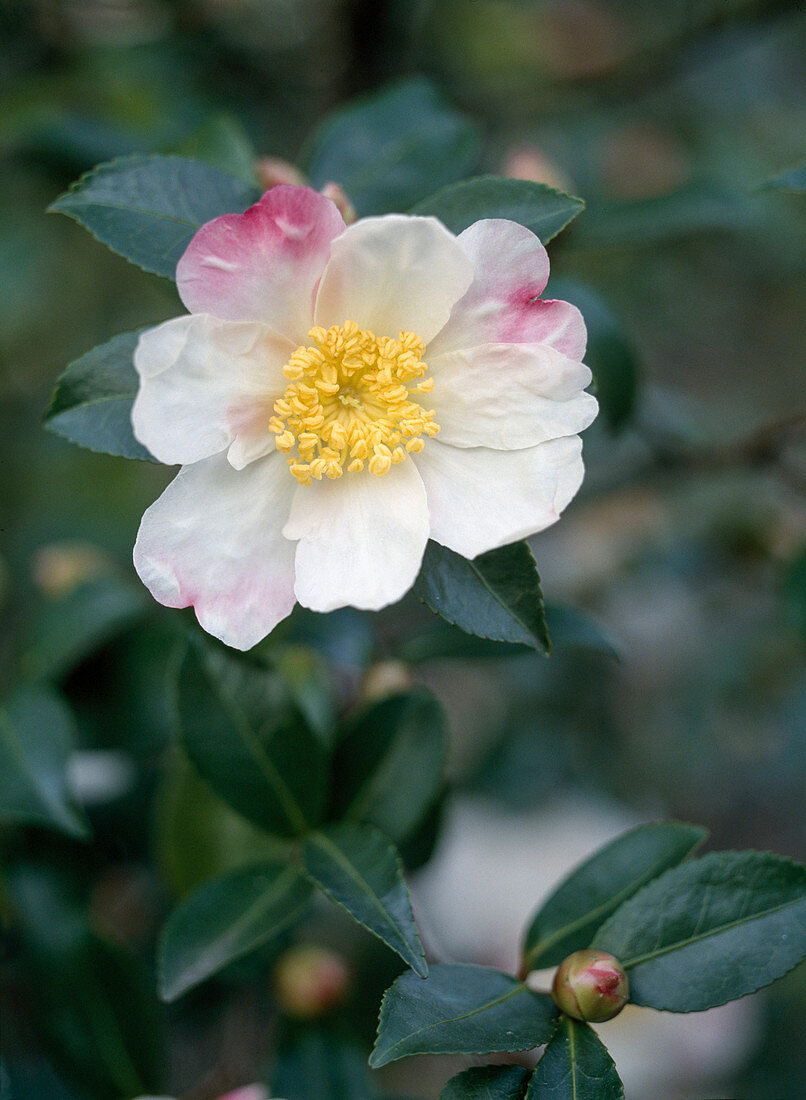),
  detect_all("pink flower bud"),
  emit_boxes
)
[254,158,307,191]
[551,949,629,1022]
[319,182,357,225]
[273,945,351,1019]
